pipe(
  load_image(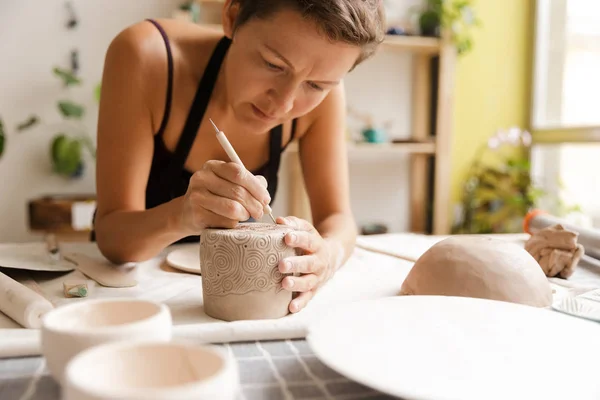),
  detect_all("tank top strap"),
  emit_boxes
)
[145,19,174,138]
[280,118,298,152]
[290,118,298,141]
[164,36,232,179]
[265,124,283,200]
